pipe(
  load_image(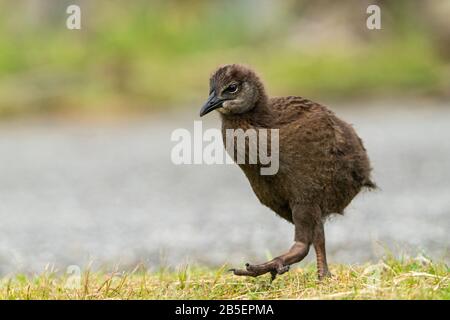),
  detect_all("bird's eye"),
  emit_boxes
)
[224,83,238,94]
